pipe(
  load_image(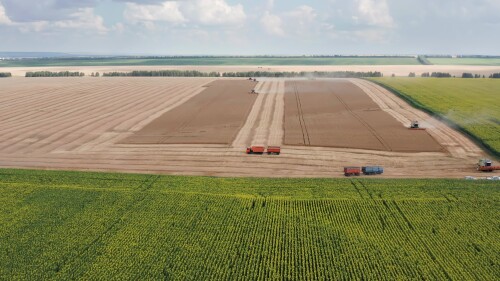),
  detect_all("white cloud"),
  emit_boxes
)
[123,0,246,26]
[182,0,246,25]
[356,0,394,27]
[260,5,319,37]
[10,7,107,34]
[53,8,108,34]
[260,11,284,36]
[286,5,317,32]
[0,3,12,25]
[124,2,186,24]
